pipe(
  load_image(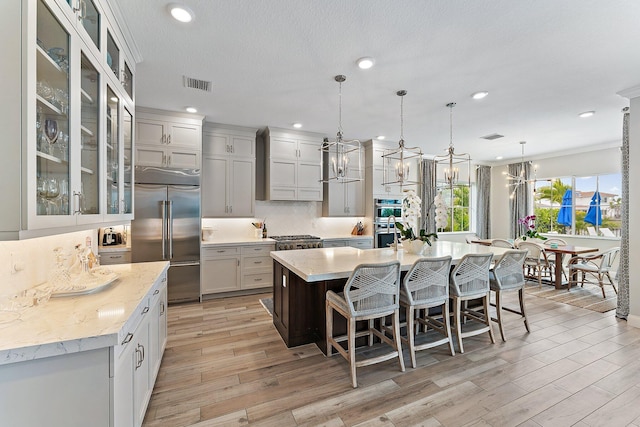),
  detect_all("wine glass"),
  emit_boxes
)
[44,178,60,214]
[37,177,48,215]
[59,178,69,215]
[44,119,59,155]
